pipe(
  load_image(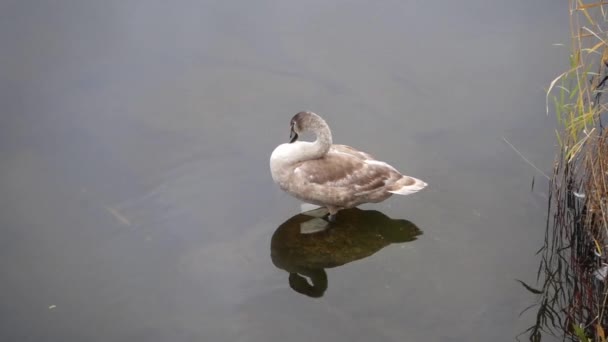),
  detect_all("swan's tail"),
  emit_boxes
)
[388,176,428,195]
